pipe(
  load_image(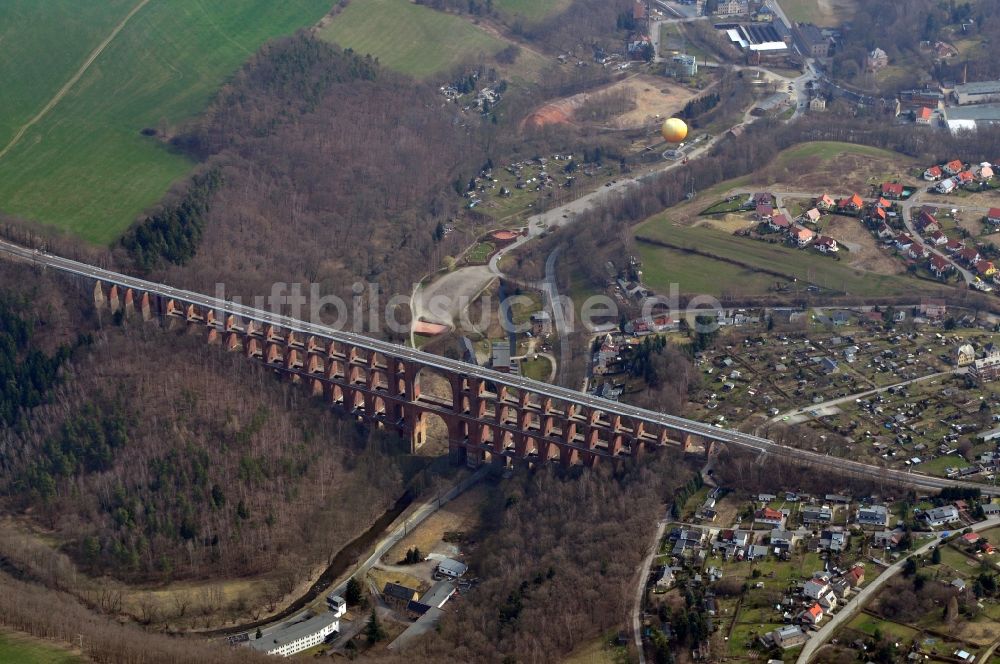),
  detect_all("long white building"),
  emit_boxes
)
[246,612,339,657]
